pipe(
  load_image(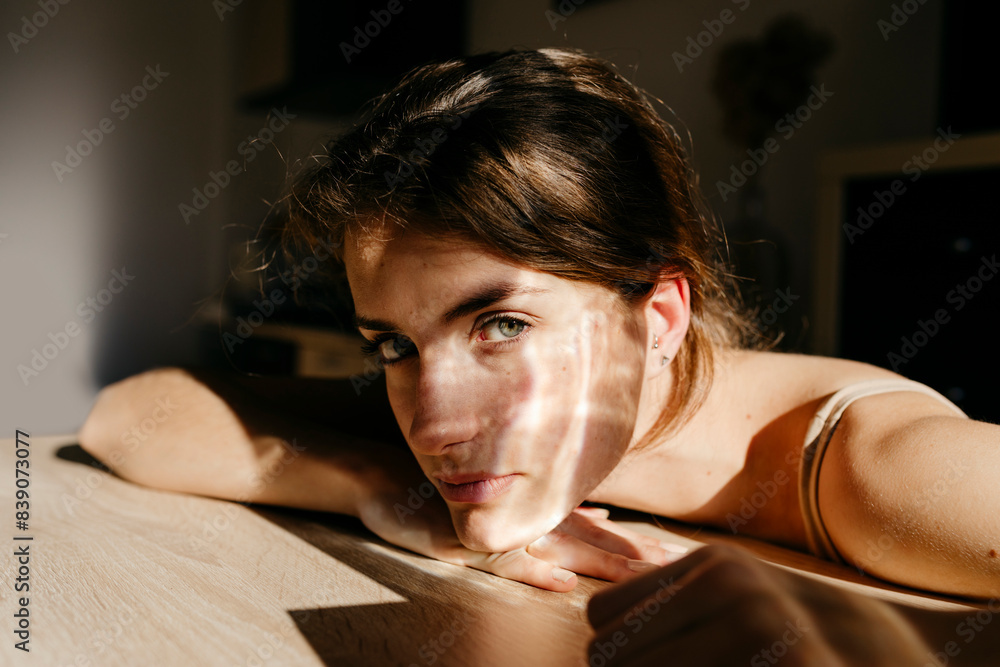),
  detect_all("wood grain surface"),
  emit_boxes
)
[0,435,979,667]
